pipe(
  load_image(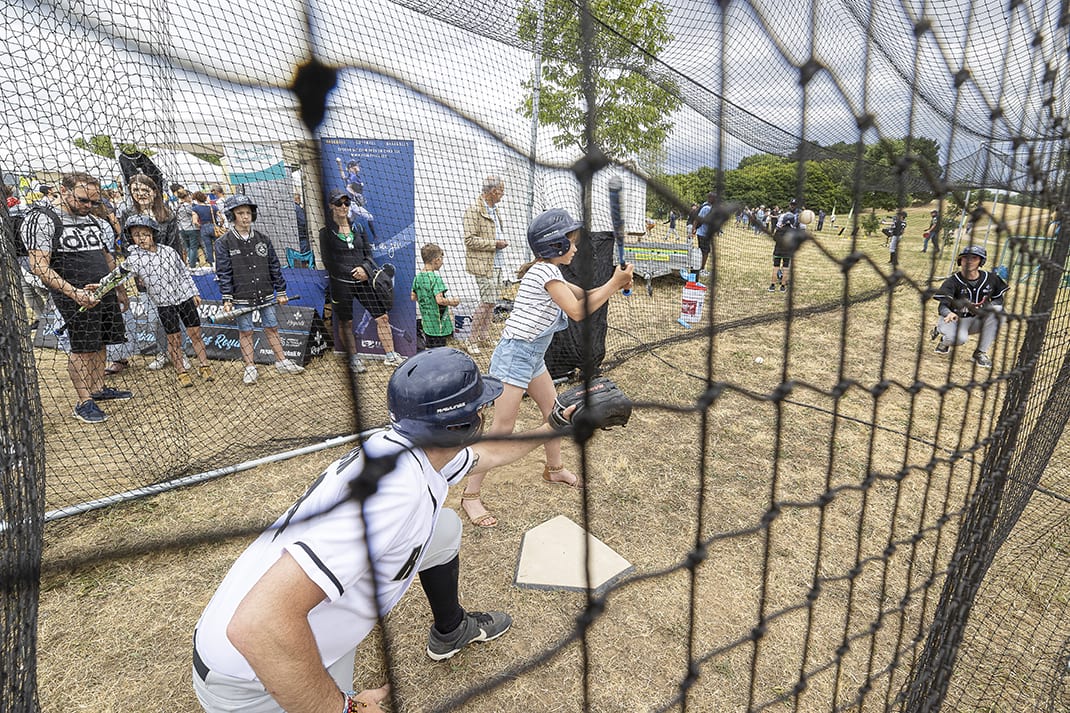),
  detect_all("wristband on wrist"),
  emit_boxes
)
[342,691,367,712]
